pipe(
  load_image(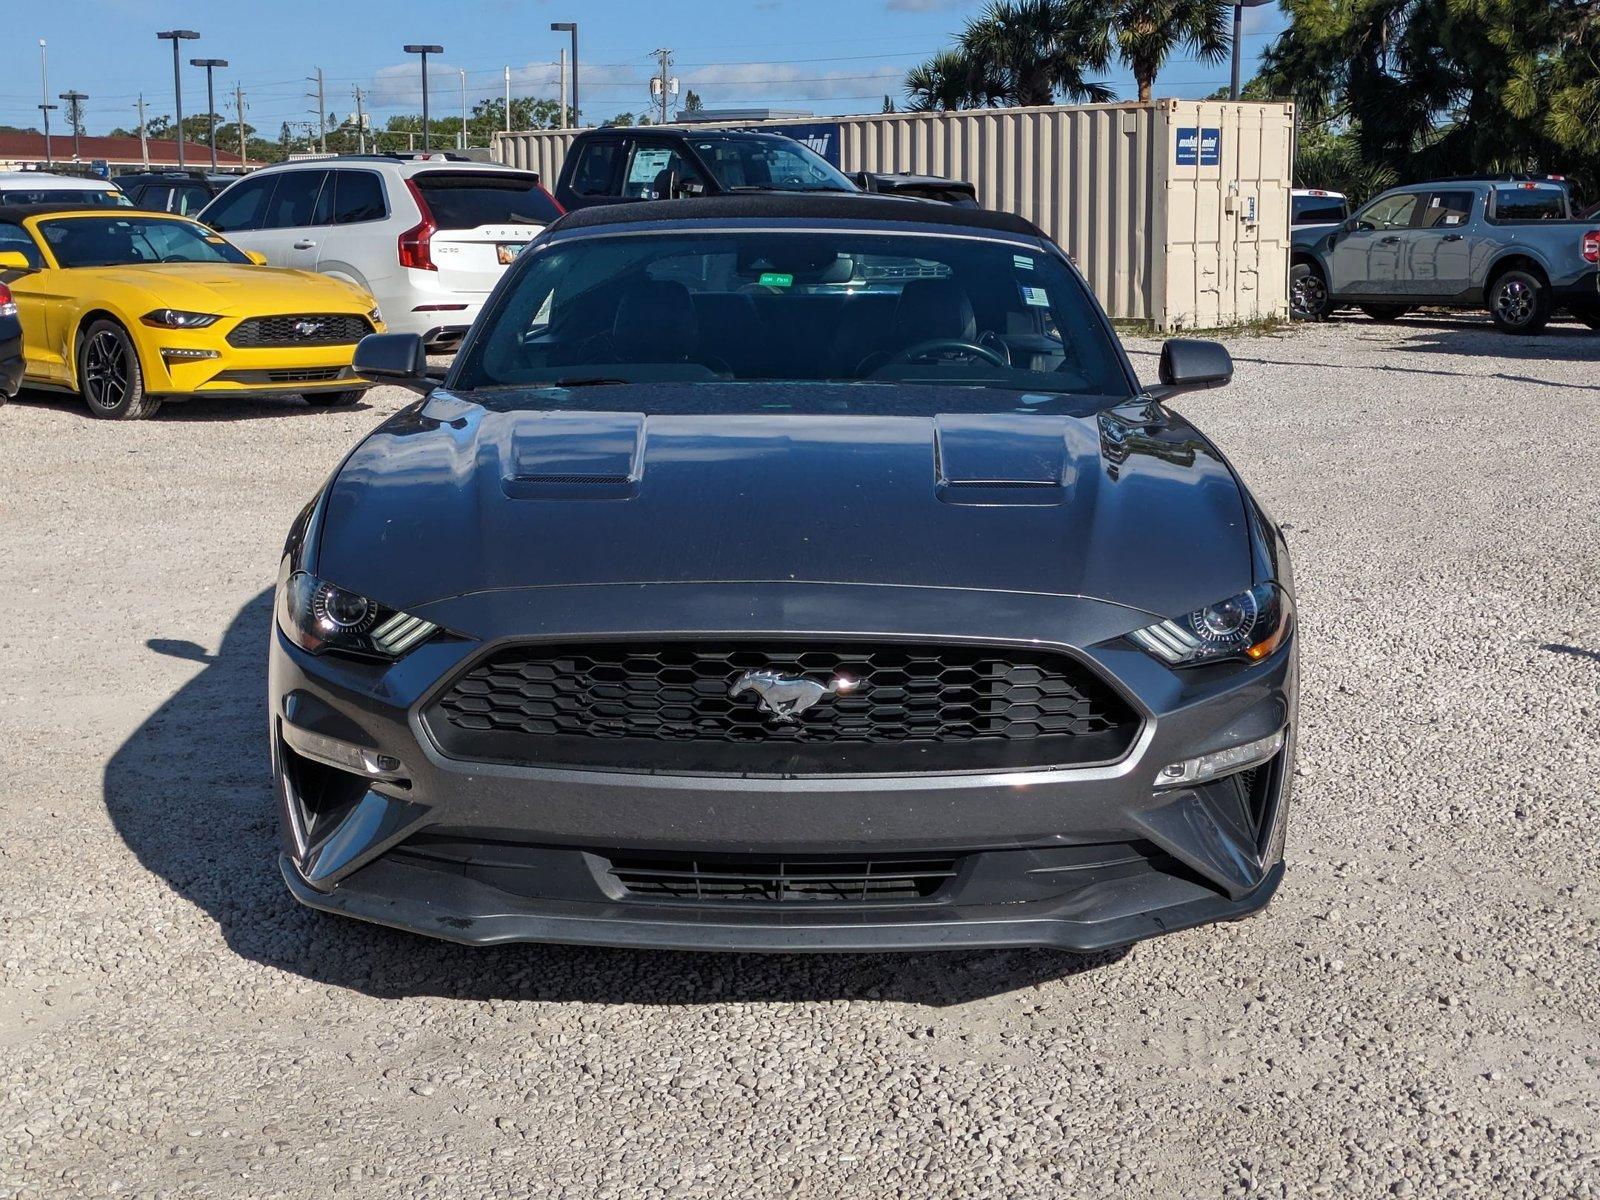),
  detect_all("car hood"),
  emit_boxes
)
[316,383,1252,620]
[72,263,372,315]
